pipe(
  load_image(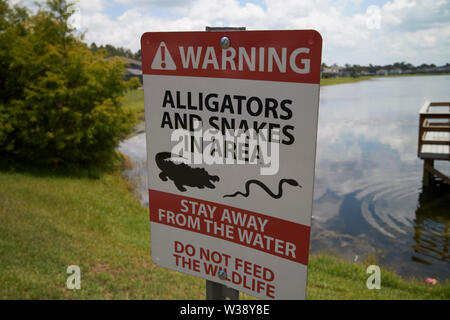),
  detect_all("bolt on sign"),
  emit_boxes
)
[141,30,322,299]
